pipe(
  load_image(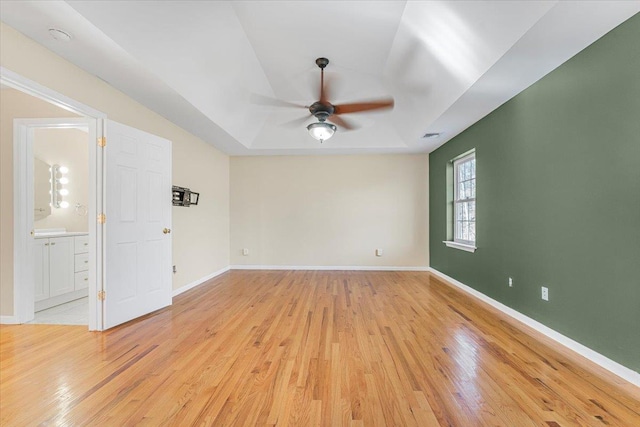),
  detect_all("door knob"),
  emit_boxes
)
[163,228,171,234]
